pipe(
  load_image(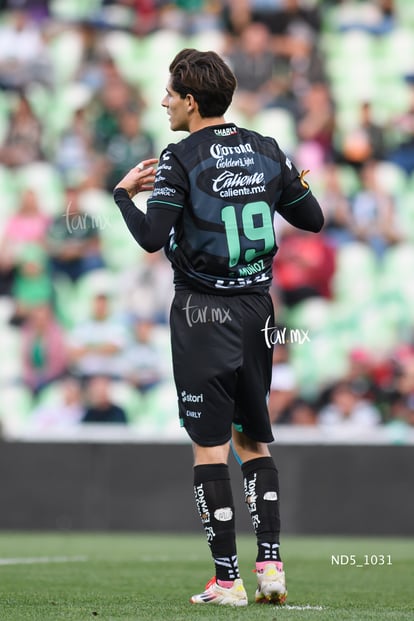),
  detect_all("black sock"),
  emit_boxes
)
[241,456,282,563]
[193,463,239,581]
